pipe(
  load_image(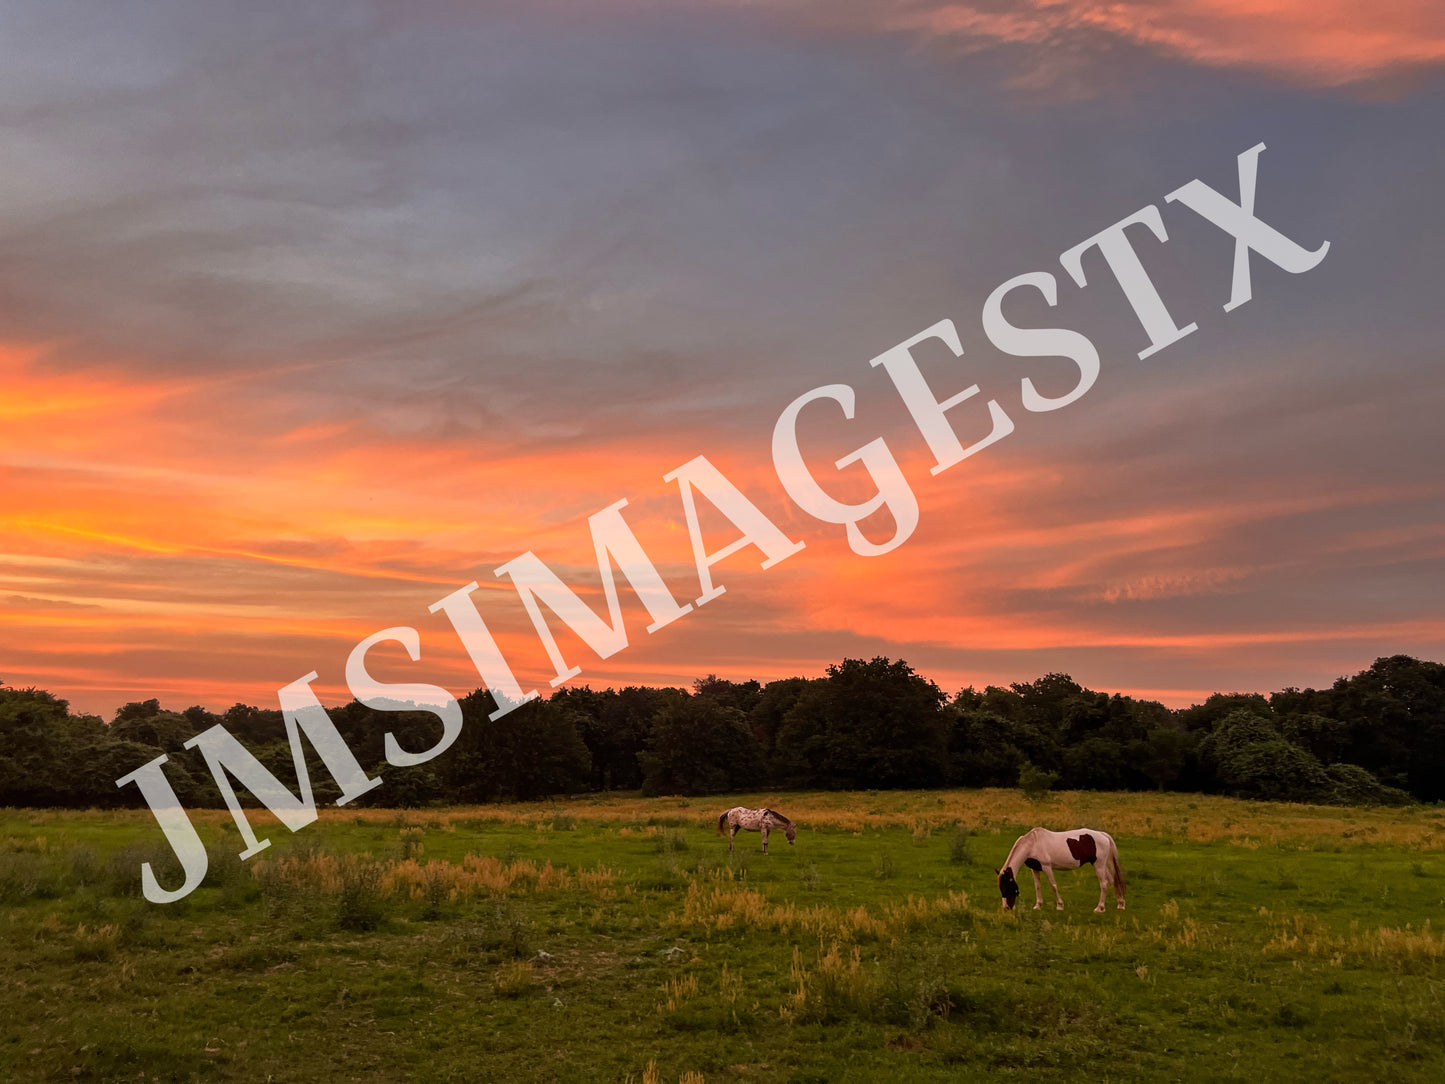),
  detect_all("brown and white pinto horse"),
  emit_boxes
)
[717,807,796,854]
[997,827,1126,913]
